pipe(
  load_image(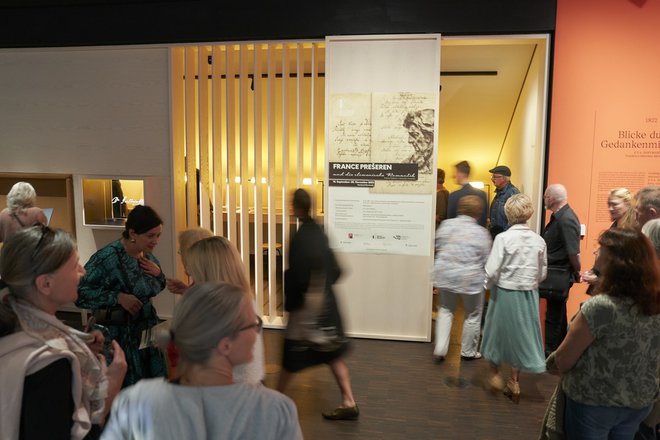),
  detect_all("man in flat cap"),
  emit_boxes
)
[488,165,519,239]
